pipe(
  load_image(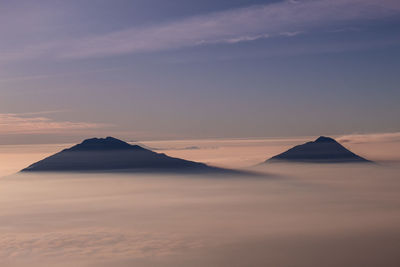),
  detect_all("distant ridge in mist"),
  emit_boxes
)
[264,136,372,164]
[20,137,239,174]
